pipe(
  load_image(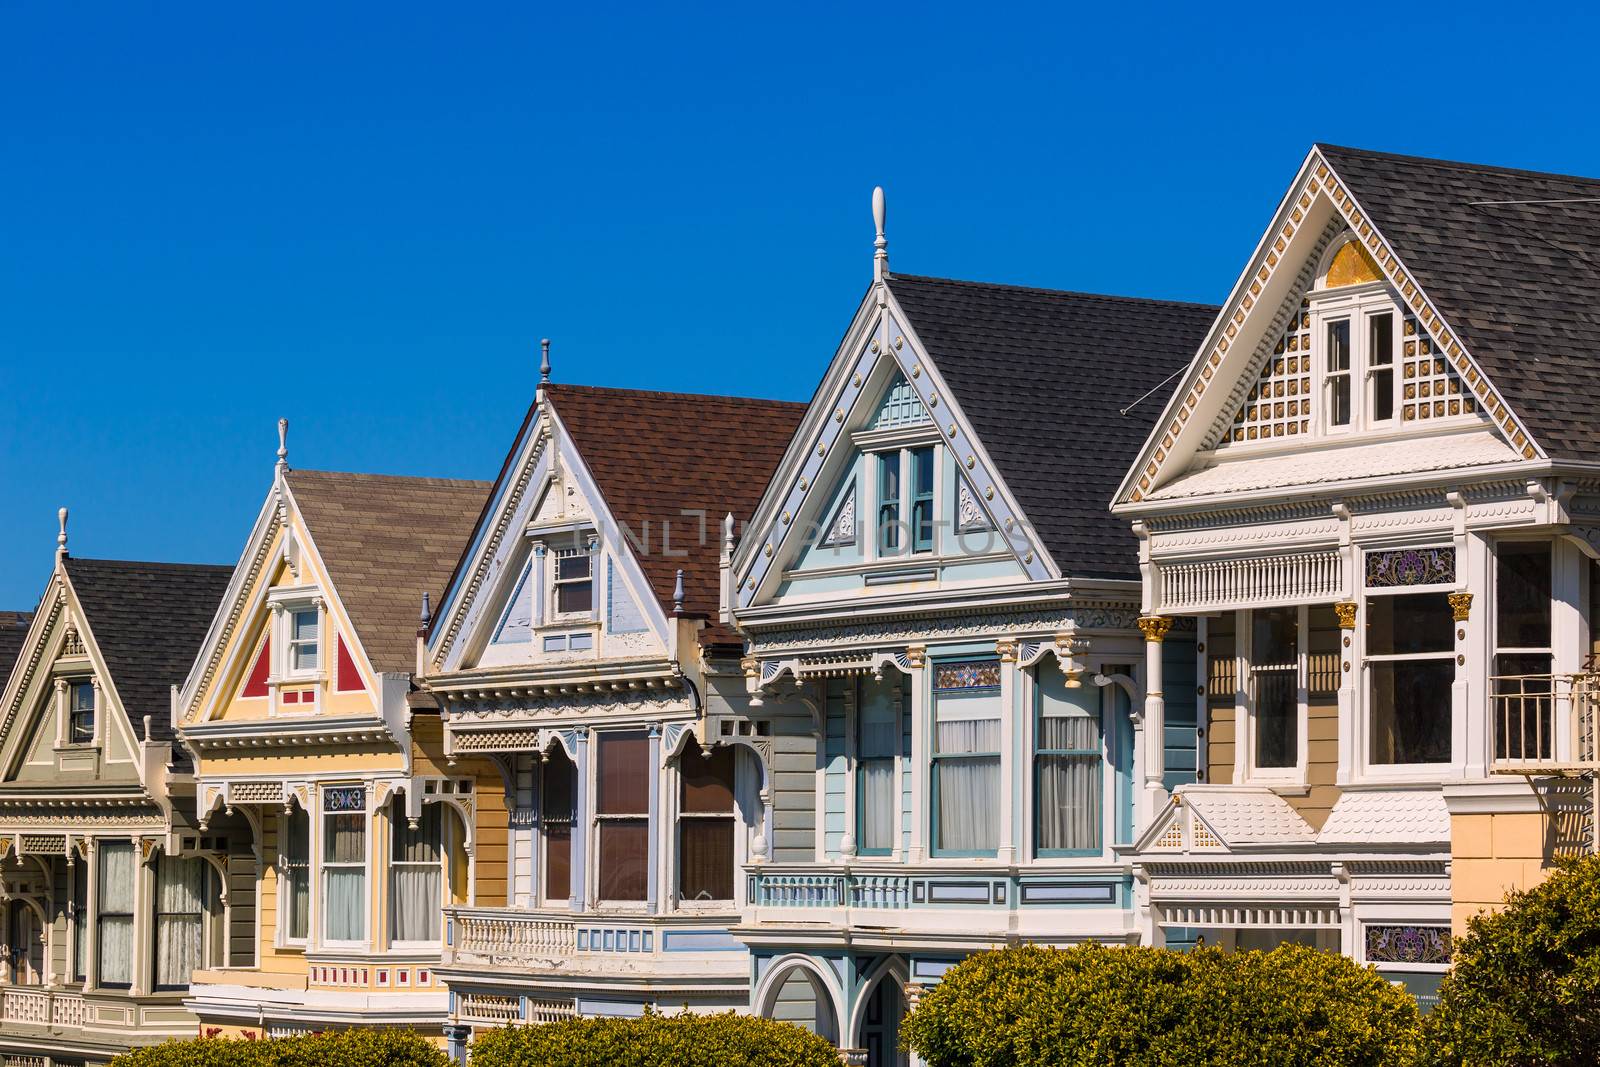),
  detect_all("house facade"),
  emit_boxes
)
[421,377,806,1048]
[1112,145,1600,1007]
[172,429,498,1039]
[0,515,231,1067]
[724,207,1218,1065]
